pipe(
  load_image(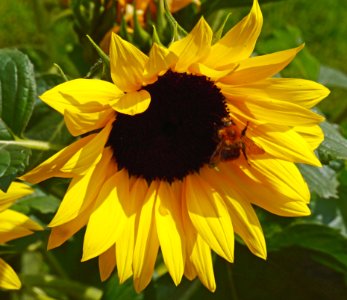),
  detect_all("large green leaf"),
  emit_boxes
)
[232,243,347,300]
[0,119,31,191]
[268,223,347,272]
[0,49,36,136]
